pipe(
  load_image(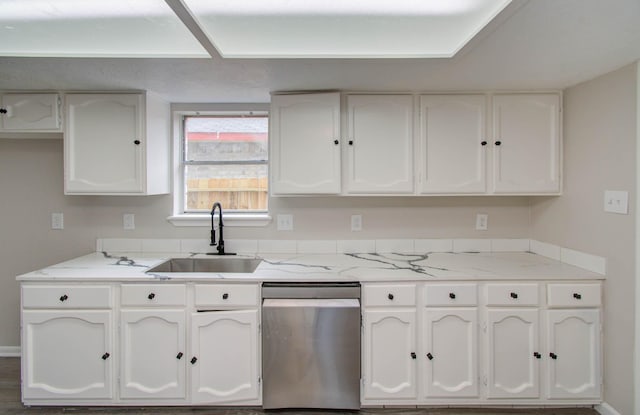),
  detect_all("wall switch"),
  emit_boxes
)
[604,190,629,214]
[123,213,135,230]
[51,213,64,230]
[351,214,363,231]
[277,214,294,231]
[475,213,488,230]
